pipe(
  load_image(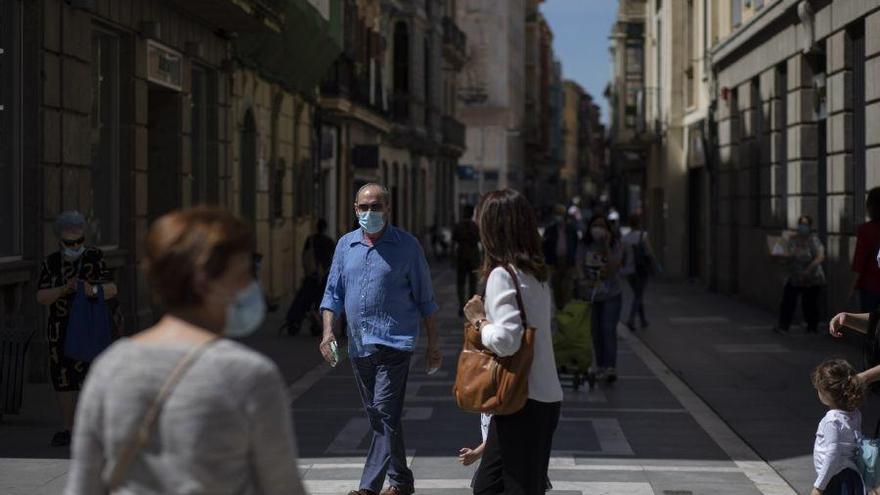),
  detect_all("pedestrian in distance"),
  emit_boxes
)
[830,237,880,344]
[577,214,624,384]
[36,210,119,447]
[850,187,880,312]
[620,213,655,331]
[542,204,578,310]
[462,189,563,495]
[453,205,482,317]
[283,218,336,336]
[772,215,826,333]
[64,207,307,494]
[809,359,866,495]
[319,183,442,495]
